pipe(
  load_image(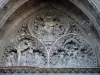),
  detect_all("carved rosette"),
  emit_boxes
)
[49,34,97,67]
